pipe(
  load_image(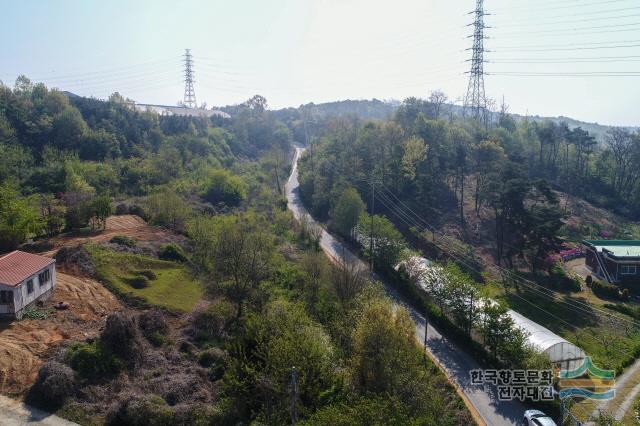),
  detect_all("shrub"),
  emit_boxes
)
[110,235,137,248]
[100,312,144,366]
[107,394,173,426]
[66,342,123,379]
[158,243,188,263]
[586,275,593,286]
[128,204,148,219]
[115,203,128,215]
[137,269,157,280]
[55,245,95,276]
[126,275,149,289]
[591,280,621,299]
[28,361,76,408]
[198,347,226,368]
[203,169,246,207]
[138,310,169,346]
[190,299,235,342]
